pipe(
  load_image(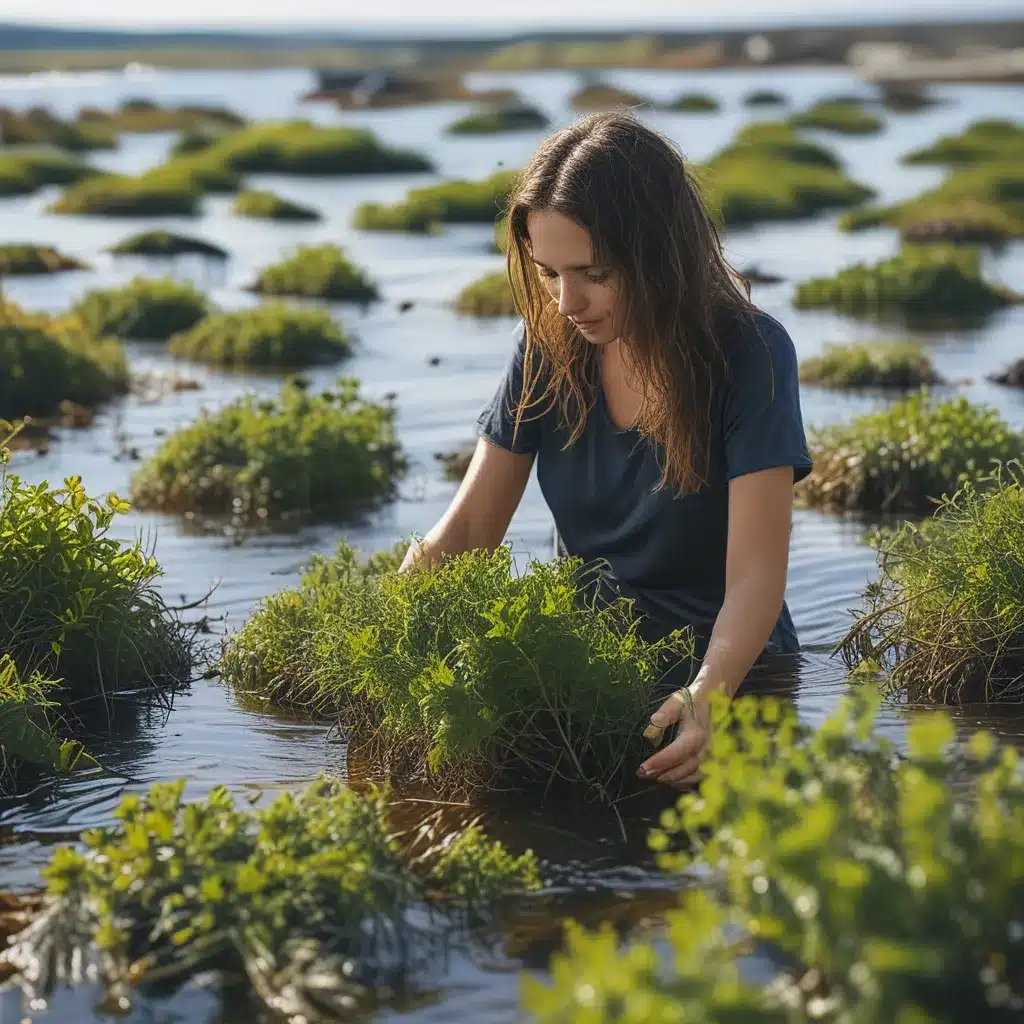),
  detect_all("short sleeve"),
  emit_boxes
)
[722,314,813,483]
[476,323,545,455]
